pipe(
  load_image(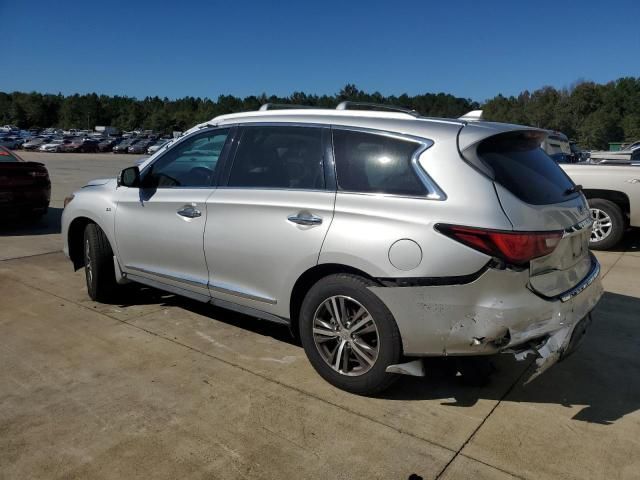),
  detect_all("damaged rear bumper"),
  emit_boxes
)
[369,255,603,378]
